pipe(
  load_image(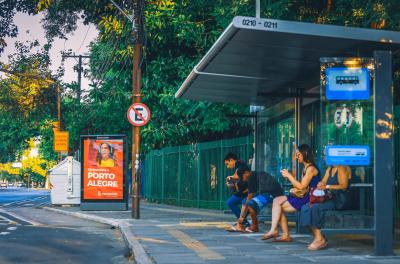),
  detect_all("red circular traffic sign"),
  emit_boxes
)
[127,103,151,126]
